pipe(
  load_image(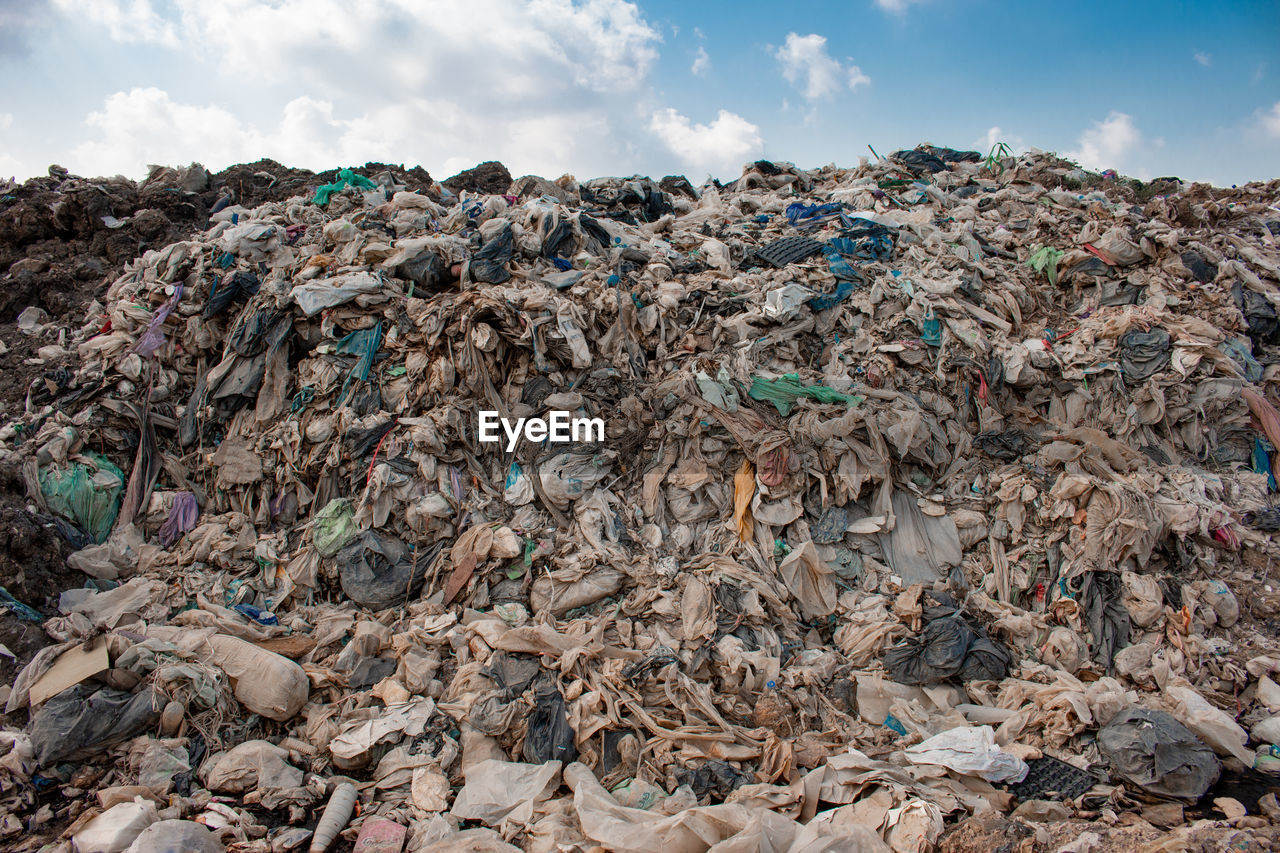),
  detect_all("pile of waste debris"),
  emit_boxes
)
[0,145,1279,853]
